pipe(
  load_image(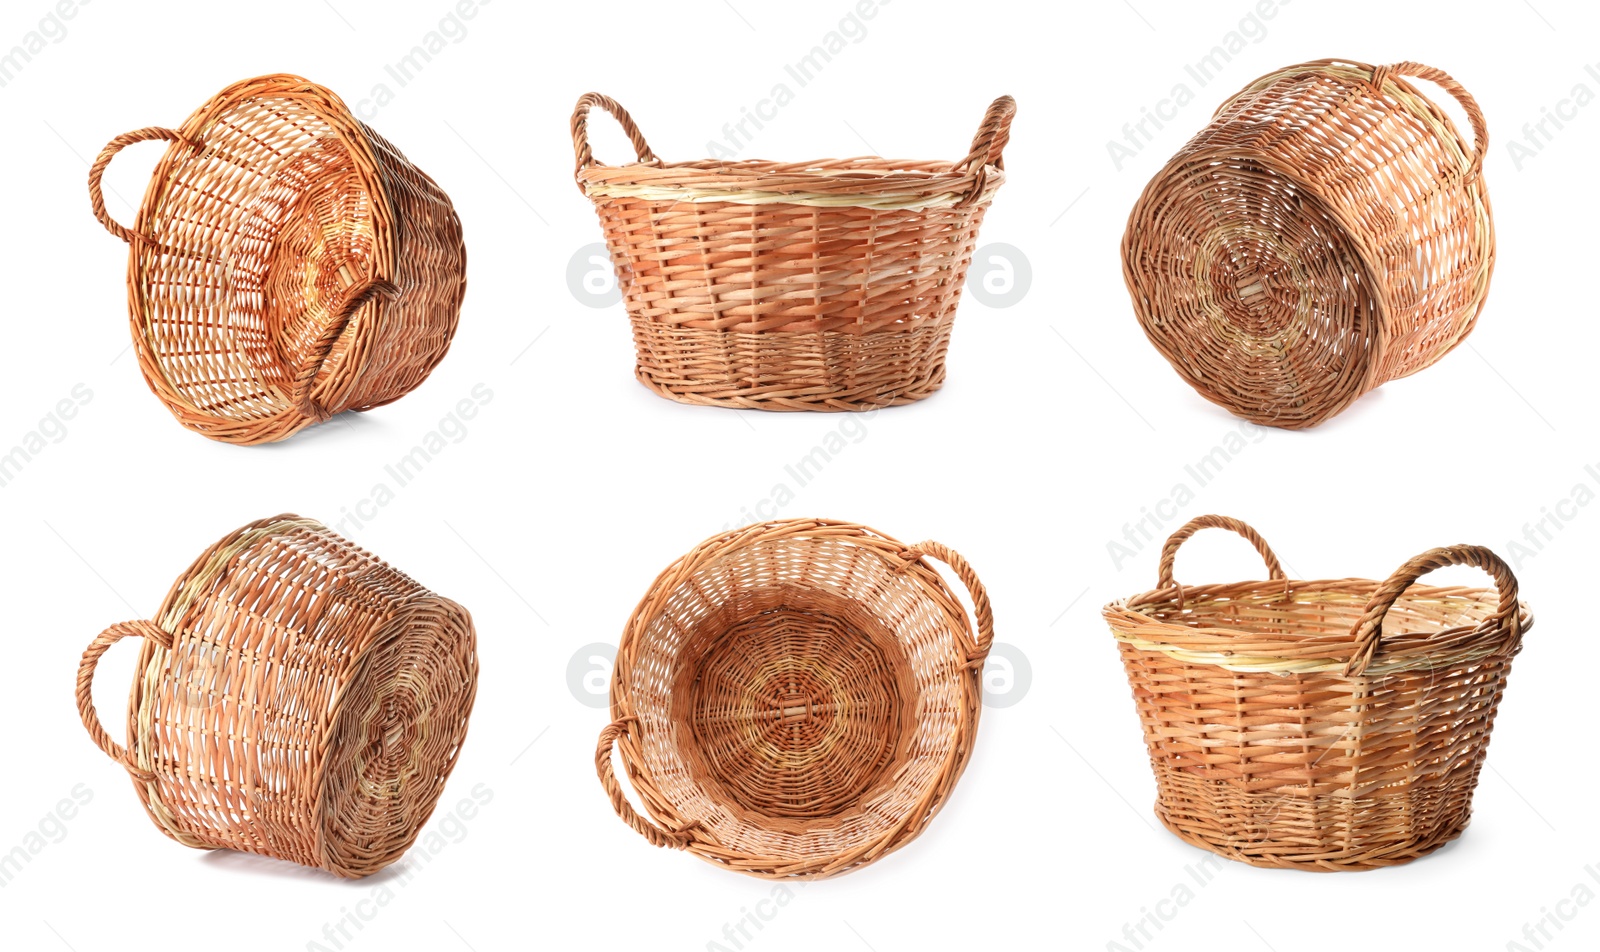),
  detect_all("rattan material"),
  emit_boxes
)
[596,519,994,878]
[1123,60,1492,428]
[1103,515,1531,871]
[573,93,1014,411]
[89,75,467,444]
[75,515,478,879]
